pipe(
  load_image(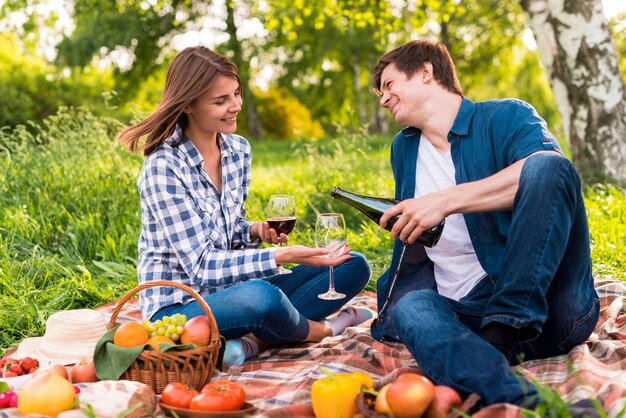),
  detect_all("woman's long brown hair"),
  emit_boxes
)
[117,47,241,156]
